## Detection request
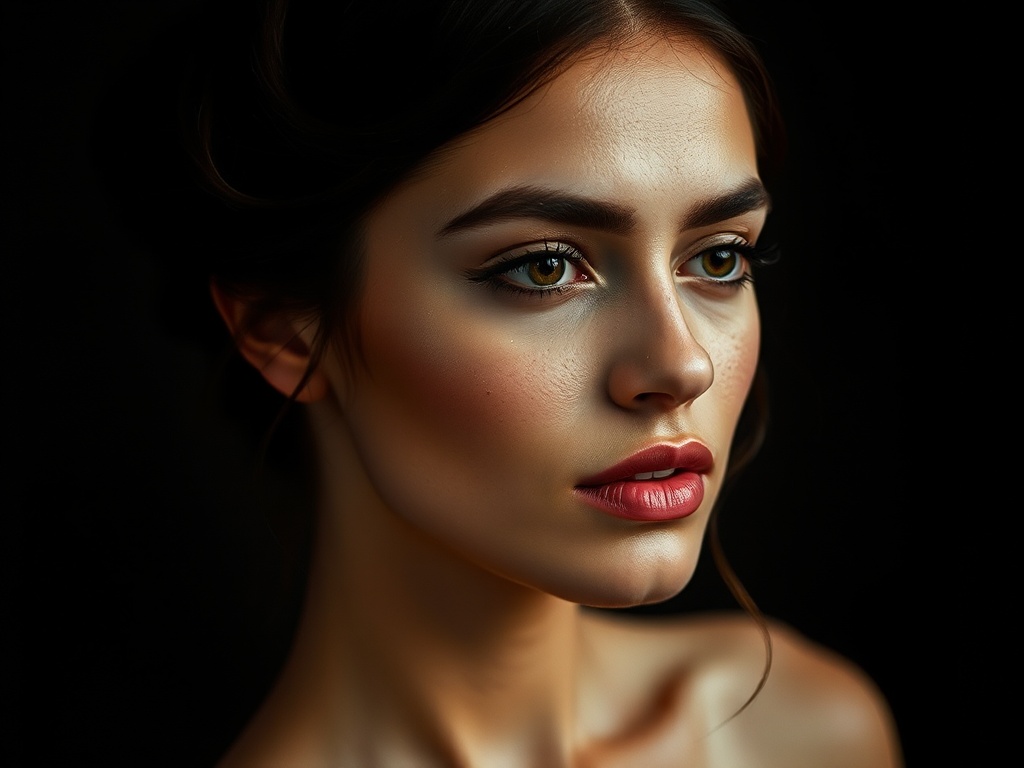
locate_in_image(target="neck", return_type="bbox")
[254,402,590,766]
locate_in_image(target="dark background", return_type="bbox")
[8,1,947,765]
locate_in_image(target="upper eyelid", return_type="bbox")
[493,240,582,260]
[476,233,767,274]
[464,240,588,282]
[478,241,589,273]
[680,237,755,263]
[697,239,780,268]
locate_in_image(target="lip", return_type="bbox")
[573,442,714,522]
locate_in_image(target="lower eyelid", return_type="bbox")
[483,277,582,300]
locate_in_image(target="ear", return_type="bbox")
[210,280,330,403]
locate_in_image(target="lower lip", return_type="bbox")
[573,472,706,522]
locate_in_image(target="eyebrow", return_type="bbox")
[682,177,771,230]
[438,185,636,236]
[437,178,770,237]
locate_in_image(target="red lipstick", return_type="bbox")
[574,442,713,522]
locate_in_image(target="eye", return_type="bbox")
[469,241,591,297]
[502,252,583,289]
[679,242,750,283]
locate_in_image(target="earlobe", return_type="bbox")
[209,280,330,403]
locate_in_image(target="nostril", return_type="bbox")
[632,390,683,409]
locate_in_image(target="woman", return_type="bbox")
[109,0,905,764]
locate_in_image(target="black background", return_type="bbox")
[8,1,949,765]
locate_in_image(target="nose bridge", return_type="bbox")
[606,271,714,411]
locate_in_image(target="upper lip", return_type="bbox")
[576,441,714,486]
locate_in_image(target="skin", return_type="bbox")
[214,33,903,768]
[333,33,763,610]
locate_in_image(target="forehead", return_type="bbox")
[565,34,747,148]
[381,34,758,228]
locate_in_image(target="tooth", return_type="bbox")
[633,471,654,480]
[652,469,674,478]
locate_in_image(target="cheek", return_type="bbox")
[352,290,589,464]
[707,309,760,425]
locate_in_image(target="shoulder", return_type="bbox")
[580,609,904,768]
[736,617,904,767]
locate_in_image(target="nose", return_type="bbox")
[606,285,714,412]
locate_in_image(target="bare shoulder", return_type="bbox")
[739,616,904,767]
[580,609,904,768]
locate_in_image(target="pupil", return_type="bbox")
[529,257,564,285]
[706,251,735,277]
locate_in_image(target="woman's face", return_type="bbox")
[324,35,767,607]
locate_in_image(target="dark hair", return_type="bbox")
[98,0,784,715]
[105,3,780,335]
[101,0,782,460]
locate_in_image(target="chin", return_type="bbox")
[571,580,692,610]
[532,543,702,610]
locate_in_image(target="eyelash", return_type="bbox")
[466,241,590,299]
[685,239,781,289]
[467,238,781,298]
